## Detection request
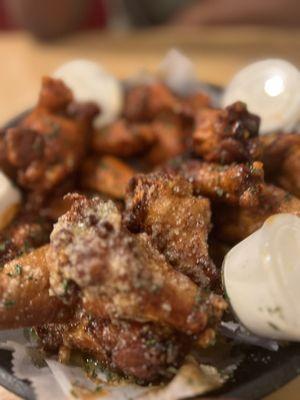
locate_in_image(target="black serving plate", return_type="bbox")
[1,86,300,400]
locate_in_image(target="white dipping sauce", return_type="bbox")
[222,59,300,134]
[0,171,21,230]
[223,214,300,341]
[54,60,123,129]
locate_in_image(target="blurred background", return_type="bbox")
[0,0,300,35]
[0,0,299,129]
[0,1,300,400]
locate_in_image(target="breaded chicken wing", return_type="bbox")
[80,156,135,199]
[92,119,156,157]
[0,246,73,329]
[193,102,261,164]
[0,210,52,268]
[176,159,264,207]
[125,172,217,286]
[37,309,188,383]
[48,195,225,335]
[2,77,98,195]
[213,184,300,243]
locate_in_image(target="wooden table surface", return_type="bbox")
[0,26,299,399]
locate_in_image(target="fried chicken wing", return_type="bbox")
[176,159,264,207]
[213,184,300,243]
[80,156,135,199]
[123,83,210,122]
[2,77,98,195]
[0,210,52,268]
[144,113,190,167]
[0,246,72,329]
[125,172,217,286]
[48,195,225,335]
[260,132,300,198]
[92,119,156,157]
[123,83,182,122]
[37,309,188,383]
[193,102,261,164]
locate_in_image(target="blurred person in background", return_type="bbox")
[0,0,298,40]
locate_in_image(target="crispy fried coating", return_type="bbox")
[0,210,52,268]
[260,132,300,198]
[213,184,300,244]
[193,102,261,164]
[2,77,98,194]
[123,83,182,122]
[125,172,217,286]
[123,83,210,122]
[177,159,264,207]
[144,113,190,167]
[36,309,188,383]
[92,119,156,157]
[0,246,73,329]
[80,156,135,199]
[48,195,226,335]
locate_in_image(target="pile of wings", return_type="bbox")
[0,77,299,383]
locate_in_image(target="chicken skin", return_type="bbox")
[125,172,217,287]
[193,102,261,164]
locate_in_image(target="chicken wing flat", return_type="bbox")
[176,159,264,207]
[213,184,300,244]
[92,119,156,157]
[48,195,226,335]
[260,132,300,198]
[0,246,73,329]
[193,102,261,164]
[80,156,135,199]
[125,172,217,287]
[2,77,98,195]
[36,309,188,383]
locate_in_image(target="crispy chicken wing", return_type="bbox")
[176,159,264,207]
[48,195,225,335]
[193,102,261,164]
[144,113,191,167]
[125,172,217,286]
[2,77,98,195]
[37,309,188,383]
[0,210,52,268]
[260,132,300,198]
[123,83,182,122]
[92,119,156,157]
[0,246,73,329]
[80,156,135,199]
[213,184,300,244]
